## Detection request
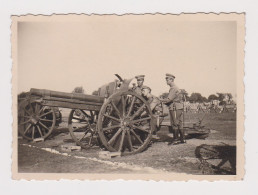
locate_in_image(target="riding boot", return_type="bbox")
[173,128,179,141]
[179,128,186,143]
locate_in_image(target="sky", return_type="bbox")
[17,15,237,98]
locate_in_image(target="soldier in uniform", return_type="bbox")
[161,73,186,144]
[134,75,145,95]
[141,85,161,138]
[141,86,161,113]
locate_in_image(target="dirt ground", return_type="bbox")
[18,110,236,175]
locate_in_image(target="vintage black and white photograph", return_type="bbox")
[12,14,245,180]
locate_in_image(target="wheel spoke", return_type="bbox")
[23,107,31,116]
[72,125,88,132]
[130,129,143,144]
[32,126,35,139]
[80,110,91,119]
[38,121,50,131]
[126,96,136,117]
[24,123,32,135]
[36,125,43,137]
[72,116,88,122]
[126,130,133,151]
[203,157,220,160]
[103,114,121,123]
[108,128,122,145]
[38,106,44,115]
[131,116,151,124]
[35,103,40,114]
[202,147,218,153]
[121,95,126,117]
[39,110,53,118]
[132,125,150,133]
[90,111,95,121]
[19,119,30,126]
[78,129,89,142]
[110,100,121,118]
[88,134,93,146]
[118,130,126,152]
[131,104,146,119]
[103,124,121,131]
[39,118,53,123]
[32,102,38,114]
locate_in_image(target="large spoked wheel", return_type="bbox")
[18,100,56,141]
[68,109,97,149]
[97,91,154,155]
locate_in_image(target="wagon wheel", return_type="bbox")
[195,144,236,174]
[18,100,56,141]
[68,109,97,149]
[97,91,154,155]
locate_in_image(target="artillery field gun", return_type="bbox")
[18,74,210,155]
[18,75,155,155]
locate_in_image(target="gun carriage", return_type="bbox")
[18,75,155,155]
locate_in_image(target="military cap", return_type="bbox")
[141,85,151,91]
[165,73,175,79]
[135,75,145,80]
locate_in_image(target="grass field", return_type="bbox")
[18,109,237,175]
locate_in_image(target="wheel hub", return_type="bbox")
[121,118,131,128]
[30,116,39,125]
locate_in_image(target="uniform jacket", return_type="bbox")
[164,83,184,110]
[147,94,161,112]
[134,86,143,95]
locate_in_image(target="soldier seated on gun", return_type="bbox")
[134,75,145,95]
[141,86,162,137]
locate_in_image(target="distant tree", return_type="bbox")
[226,93,234,104]
[72,86,85,94]
[208,94,218,102]
[189,93,204,103]
[216,92,233,101]
[202,97,208,102]
[216,93,225,102]
[216,92,234,105]
[92,90,98,96]
[228,93,233,99]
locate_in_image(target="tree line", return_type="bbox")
[72,86,234,104]
[160,89,233,103]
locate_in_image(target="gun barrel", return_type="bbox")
[30,88,104,104]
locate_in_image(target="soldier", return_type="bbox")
[141,86,161,113]
[161,73,186,144]
[134,75,145,95]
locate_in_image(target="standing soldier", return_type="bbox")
[161,73,186,144]
[134,75,145,95]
